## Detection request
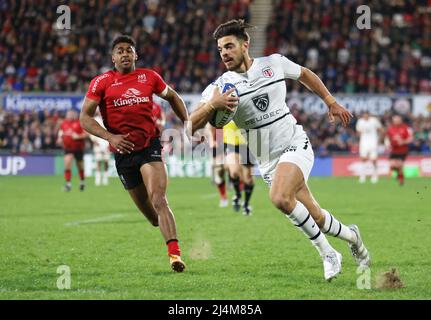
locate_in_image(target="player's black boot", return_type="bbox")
[232,195,241,212]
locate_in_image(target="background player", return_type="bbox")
[210,125,228,207]
[152,101,166,134]
[386,115,413,185]
[57,109,87,192]
[89,110,110,186]
[80,35,189,272]
[190,20,370,281]
[356,111,383,184]
[223,120,255,215]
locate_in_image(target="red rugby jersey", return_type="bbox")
[60,119,85,152]
[152,101,164,135]
[387,124,412,154]
[85,68,168,152]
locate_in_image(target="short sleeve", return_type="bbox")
[276,54,302,80]
[86,74,108,103]
[152,71,168,97]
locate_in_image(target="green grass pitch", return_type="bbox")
[1,175,430,299]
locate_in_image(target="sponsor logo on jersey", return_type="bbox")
[111,79,123,87]
[122,88,142,98]
[244,108,282,127]
[113,88,150,107]
[283,145,297,153]
[91,73,110,93]
[138,74,147,83]
[262,67,274,78]
[252,93,270,112]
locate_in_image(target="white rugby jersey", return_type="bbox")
[201,53,302,164]
[90,115,110,152]
[356,117,382,145]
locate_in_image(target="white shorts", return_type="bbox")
[359,142,378,160]
[259,125,314,187]
[94,150,110,162]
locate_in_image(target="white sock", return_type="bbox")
[95,171,101,186]
[360,162,366,180]
[372,164,378,179]
[102,171,109,185]
[321,209,356,243]
[286,201,334,256]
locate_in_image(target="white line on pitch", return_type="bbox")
[65,214,126,226]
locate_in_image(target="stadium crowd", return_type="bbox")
[0,0,251,93]
[1,106,430,156]
[266,0,431,94]
[1,1,430,94]
[0,0,430,156]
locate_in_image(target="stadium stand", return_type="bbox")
[0,0,251,93]
[265,0,431,94]
[0,0,430,156]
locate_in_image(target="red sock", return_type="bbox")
[398,168,404,184]
[217,182,227,199]
[239,181,244,192]
[64,170,71,182]
[79,169,85,181]
[167,239,181,256]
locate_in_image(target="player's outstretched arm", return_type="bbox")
[190,88,238,134]
[80,97,134,154]
[298,67,353,127]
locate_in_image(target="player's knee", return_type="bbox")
[230,170,241,179]
[150,192,169,212]
[150,218,159,227]
[270,193,295,214]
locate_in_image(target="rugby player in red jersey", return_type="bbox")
[79,35,189,272]
[152,101,166,133]
[386,115,413,185]
[57,109,87,192]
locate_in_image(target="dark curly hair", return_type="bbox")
[213,19,254,42]
[111,35,136,51]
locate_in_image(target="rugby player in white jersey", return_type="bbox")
[356,111,383,184]
[90,111,111,186]
[190,20,371,281]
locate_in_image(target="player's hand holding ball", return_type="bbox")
[209,87,239,112]
[208,85,239,128]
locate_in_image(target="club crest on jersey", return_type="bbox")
[252,93,270,112]
[137,74,147,83]
[262,67,274,78]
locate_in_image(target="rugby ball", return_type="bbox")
[209,83,239,128]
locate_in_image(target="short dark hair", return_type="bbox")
[111,35,136,51]
[213,19,254,42]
